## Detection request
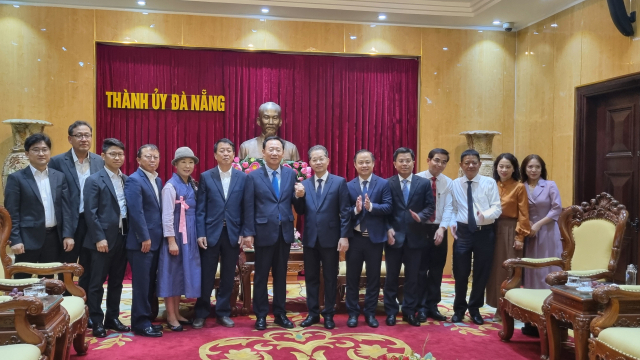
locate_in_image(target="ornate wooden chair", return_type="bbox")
[0,206,88,357]
[498,193,628,359]
[589,284,640,360]
[0,295,49,360]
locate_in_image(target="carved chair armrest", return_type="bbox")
[546,269,613,286]
[500,257,564,295]
[6,262,86,301]
[590,284,640,336]
[0,279,66,295]
[0,296,47,352]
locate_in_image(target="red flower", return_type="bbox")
[242,162,249,168]
[293,162,300,168]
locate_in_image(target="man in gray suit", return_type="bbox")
[4,133,76,279]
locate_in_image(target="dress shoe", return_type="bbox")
[151,324,164,332]
[347,316,358,328]
[104,318,131,332]
[417,311,427,323]
[134,327,163,337]
[469,312,484,325]
[87,318,93,329]
[385,315,396,326]
[521,323,540,337]
[178,319,193,325]
[216,316,235,328]
[274,314,294,329]
[323,315,335,330]
[92,324,107,338]
[166,322,183,332]
[402,314,421,327]
[428,309,448,322]
[300,315,320,328]
[450,312,464,323]
[365,315,379,328]
[192,318,205,329]
[255,317,267,330]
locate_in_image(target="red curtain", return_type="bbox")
[96,44,418,181]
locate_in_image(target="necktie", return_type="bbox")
[401,179,409,204]
[272,170,280,199]
[361,180,369,232]
[430,177,437,222]
[467,180,477,232]
[317,179,323,198]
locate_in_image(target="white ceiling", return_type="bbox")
[4,0,584,31]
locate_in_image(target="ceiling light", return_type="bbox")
[534,31,538,34]
[138,1,146,5]
[260,19,265,21]
[370,24,376,27]
[378,14,386,20]
[41,28,46,31]
[493,20,501,25]
[150,24,155,27]
[478,30,483,33]
[13,4,19,7]
[252,29,257,32]
[551,23,558,27]
[350,36,357,40]
[248,44,254,47]
[142,12,148,15]
[261,8,269,13]
[443,47,448,51]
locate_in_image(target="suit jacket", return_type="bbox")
[293,174,352,248]
[196,167,247,247]
[386,175,436,249]
[4,166,75,250]
[346,174,393,244]
[243,165,296,246]
[124,168,163,251]
[83,168,128,251]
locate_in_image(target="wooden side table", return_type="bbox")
[0,294,70,360]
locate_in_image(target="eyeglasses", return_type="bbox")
[142,155,160,161]
[310,157,327,164]
[71,133,92,140]
[29,148,50,154]
[106,152,125,159]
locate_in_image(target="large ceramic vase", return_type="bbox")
[2,119,52,188]
[458,130,501,177]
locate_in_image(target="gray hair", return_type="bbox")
[258,102,281,117]
[308,145,329,159]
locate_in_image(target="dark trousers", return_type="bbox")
[195,227,240,319]
[253,227,291,318]
[87,234,127,325]
[345,233,384,317]
[128,248,160,331]
[452,222,495,314]
[303,240,339,317]
[384,243,422,316]
[417,224,448,313]
[63,215,92,291]
[14,228,60,279]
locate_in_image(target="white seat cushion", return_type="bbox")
[0,344,42,360]
[0,278,41,287]
[598,328,640,359]
[504,289,551,315]
[61,296,85,324]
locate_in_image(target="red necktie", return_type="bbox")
[430,177,437,222]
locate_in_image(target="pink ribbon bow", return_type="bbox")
[176,196,189,244]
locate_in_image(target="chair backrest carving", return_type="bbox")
[0,206,12,277]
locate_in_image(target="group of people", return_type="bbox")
[4,119,562,339]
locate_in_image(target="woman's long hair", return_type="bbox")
[493,153,521,182]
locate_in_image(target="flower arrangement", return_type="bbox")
[232,157,312,181]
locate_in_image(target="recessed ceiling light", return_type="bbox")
[551,23,558,27]
[443,47,448,51]
[350,36,357,40]
[138,1,146,6]
[261,8,269,13]
[248,44,254,47]
[493,20,501,25]
[378,14,386,20]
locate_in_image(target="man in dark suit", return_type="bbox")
[83,138,130,338]
[4,133,76,279]
[345,149,392,328]
[49,120,104,297]
[384,147,435,327]
[243,136,299,331]
[194,138,246,329]
[293,145,351,330]
[125,144,164,337]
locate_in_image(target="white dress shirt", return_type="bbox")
[450,174,502,226]
[266,166,281,194]
[72,149,91,213]
[314,172,329,190]
[140,167,160,202]
[219,166,232,199]
[354,174,373,232]
[398,173,412,193]
[30,165,56,228]
[416,170,453,228]
[105,167,127,227]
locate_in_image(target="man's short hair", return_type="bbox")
[353,149,375,163]
[460,149,480,162]
[393,147,415,162]
[102,138,125,153]
[258,102,281,117]
[214,138,236,154]
[137,144,159,158]
[24,133,51,151]
[68,121,93,136]
[263,136,285,150]
[308,145,328,159]
[428,148,450,161]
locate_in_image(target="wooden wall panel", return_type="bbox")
[182,16,266,50]
[95,10,184,45]
[265,20,344,53]
[344,24,422,56]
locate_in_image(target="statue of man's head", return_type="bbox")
[256,102,282,138]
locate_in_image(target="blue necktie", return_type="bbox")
[316,179,323,199]
[272,170,280,199]
[467,180,477,232]
[401,179,409,204]
[361,180,369,232]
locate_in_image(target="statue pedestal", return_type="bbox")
[458,130,501,177]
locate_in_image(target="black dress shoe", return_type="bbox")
[134,327,163,337]
[521,323,540,337]
[178,319,193,325]
[417,311,427,323]
[323,315,335,330]
[104,318,131,332]
[274,314,294,329]
[469,312,484,325]
[347,316,358,328]
[92,324,107,338]
[151,324,164,331]
[87,318,94,329]
[300,315,320,327]
[166,323,183,332]
[402,314,421,327]
[428,309,447,322]
[450,312,464,323]
[255,317,267,330]
[192,318,205,329]
[365,315,379,328]
[385,315,396,326]
[216,316,235,328]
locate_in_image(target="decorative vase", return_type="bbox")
[2,119,52,188]
[458,130,501,177]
